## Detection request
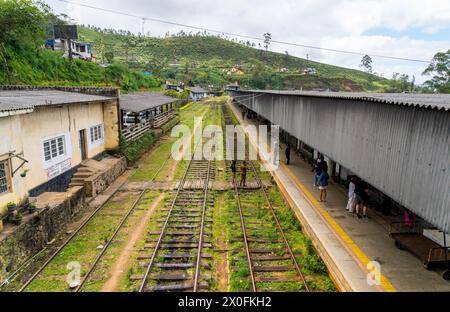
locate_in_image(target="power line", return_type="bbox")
[55,0,431,64]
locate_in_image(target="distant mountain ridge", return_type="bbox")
[79,26,394,92]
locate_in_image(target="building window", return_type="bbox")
[43,136,66,162]
[90,124,103,144]
[0,160,10,194]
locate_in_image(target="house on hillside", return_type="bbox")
[46,39,95,61]
[189,87,208,102]
[225,82,240,92]
[302,67,317,75]
[0,86,120,214]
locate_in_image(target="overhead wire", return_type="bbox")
[54,0,431,64]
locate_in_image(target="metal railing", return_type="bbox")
[121,110,176,142]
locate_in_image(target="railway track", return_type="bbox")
[137,143,215,292]
[222,103,310,292]
[18,154,170,292]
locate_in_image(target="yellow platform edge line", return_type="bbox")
[280,162,397,292]
[227,101,396,292]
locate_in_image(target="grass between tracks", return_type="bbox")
[21,102,205,292]
[79,191,163,292]
[21,99,334,292]
[25,191,141,292]
[222,102,335,292]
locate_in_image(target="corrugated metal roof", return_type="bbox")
[189,86,208,93]
[120,92,178,113]
[0,90,113,113]
[233,90,450,233]
[244,90,450,111]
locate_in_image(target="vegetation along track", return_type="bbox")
[18,155,171,292]
[6,99,332,292]
[222,103,311,291]
[137,139,215,292]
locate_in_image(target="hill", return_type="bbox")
[79,26,394,92]
[0,1,161,92]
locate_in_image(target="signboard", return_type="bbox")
[47,158,71,179]
[54,25,78,40]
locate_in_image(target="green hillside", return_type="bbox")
[0,1,161,91]
[1,1,402,92]
[80,26,394,92]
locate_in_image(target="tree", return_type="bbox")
[104,51,114,64]
[263,33,271,52]
[410,75,415,92]
[422,49,450,93]
[250,62,268,89]
[284,51,289,63]
[399,74,410,91]
[359,55,373,73]
[0,0,48,83]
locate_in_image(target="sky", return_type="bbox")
[41,0,450,84]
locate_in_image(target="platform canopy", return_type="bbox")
[232,90,450,233]
[120,92,178,113]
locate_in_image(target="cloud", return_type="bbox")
[42,0,450,83]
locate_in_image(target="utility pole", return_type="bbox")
[141,18,147,36]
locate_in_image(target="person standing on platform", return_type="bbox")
[404,208,415,228]
[346,177,357,213]
[312,159,323,186]
[355,179,369,219]
[242,108,246,120]
[318,170,329,202]
[240,161,247,187]
[320,155,328,174]
[285,144,291,165]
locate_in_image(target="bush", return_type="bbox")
[161,116,180,134]
[119,132,159,164]
[164,89,180,98]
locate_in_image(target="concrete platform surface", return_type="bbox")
[229,101,450,292]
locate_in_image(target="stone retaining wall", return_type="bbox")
[0,186,85,281]
[84,157,127,197]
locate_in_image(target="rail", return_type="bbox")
[19,155,170,292]
[74,156,169,292]
[138,141,213,292]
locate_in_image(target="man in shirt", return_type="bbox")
[285,144,291,165]
[240,161,247,187]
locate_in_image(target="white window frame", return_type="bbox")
[0,159,11,195]
[88,124,104,150]
[41,132,72,169]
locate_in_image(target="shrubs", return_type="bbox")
[163,89,179,98]
[161,116,180,134]
[28,203,37,214]
[163,89,190,100]
[0,47,163,90]
[119,132,158,164]
[7,202,17,213]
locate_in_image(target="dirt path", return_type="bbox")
[101,193,165,292]
[165,160,178,180]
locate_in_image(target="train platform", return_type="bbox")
[228,101,450,292]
